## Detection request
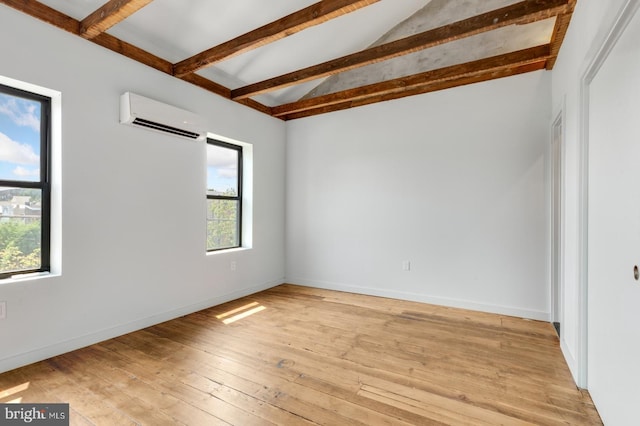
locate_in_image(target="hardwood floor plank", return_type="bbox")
[110,330,397,425]
[138,326,407,425]
[200,321,594,424]
[0,284,602,425]
[149,306,592,426]
[96,339,312,426]
[151,294,598,424]
[46,353,194,426]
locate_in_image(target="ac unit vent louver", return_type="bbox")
[131,118,202,140]
[120,92,206,141]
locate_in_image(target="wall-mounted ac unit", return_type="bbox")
[120,92,206,141]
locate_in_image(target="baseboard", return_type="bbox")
[0,278,283,374]
[287,278,550,321]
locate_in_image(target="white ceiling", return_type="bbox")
[305,18,556,99]
[27,0,571,115]
[38,0,429,104]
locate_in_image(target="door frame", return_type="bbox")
[577,0,640,388]
[550,110,564,334]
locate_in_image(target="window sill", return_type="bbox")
[0,271,58,284]
[206,247,251,256]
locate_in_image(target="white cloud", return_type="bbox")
[0,132,39,165]
[207,144,238,179]
[12,166,40,177]
[0,95,40,132]
[207,144,237,169]
[217,167,237,179]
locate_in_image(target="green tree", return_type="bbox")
[0,242,39,272]
[0,221,41,273]
[207,189,239,250]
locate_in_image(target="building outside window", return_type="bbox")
[206,139,242,251]
[0,83,51,278]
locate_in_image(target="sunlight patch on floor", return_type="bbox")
[0,382,29,403]
[216,301,266,324]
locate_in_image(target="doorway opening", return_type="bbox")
[551,111,563,338]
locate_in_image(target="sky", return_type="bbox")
[0,92,41,183]
[206,143,238,194]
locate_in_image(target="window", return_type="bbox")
[206,139,242,251]
[0,83,51,278]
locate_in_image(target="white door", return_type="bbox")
[588,6,640,425]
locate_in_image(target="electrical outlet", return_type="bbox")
[402,260,411,271]
[0,301,6,320]
[230,261,237,271]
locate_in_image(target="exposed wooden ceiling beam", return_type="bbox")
[277,46,551,120]
[91,32,173,74]
[0,0,575,121]
[0,0,170,72]
[231,0,570,101]
[0,0,80,33]
[177,73,231,98]
[282,62,547,120]
[80,0,154,39]
[173,0,379,78]
[0,0,272,117]
[546,0,577,69]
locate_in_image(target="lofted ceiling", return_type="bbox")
[1,0,576,120]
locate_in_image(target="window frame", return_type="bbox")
[0,83,51,279]
[206,138,243,252]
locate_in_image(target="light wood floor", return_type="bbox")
[0,284,602,425]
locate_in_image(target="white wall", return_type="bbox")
[0,5,286,372]
[551,0,628,383]
[286,71,551,320]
